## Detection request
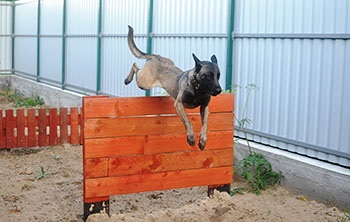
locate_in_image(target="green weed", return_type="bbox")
[230,187,246,196]
[1,89,45,107]
[239,152,283,195]
[338,210,349,222]
[36,166,50,180]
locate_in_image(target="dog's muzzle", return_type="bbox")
[211,87,222,96]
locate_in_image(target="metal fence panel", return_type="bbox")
[40,38,62,84]
[66,0,98,35]
[234,0,350,167]
[39,0,63,85]
[64,0,99,93]
[65,37,97,93]
[150,0,229,96]
[0,4,12,72]
[13,1,37,77]
[101,36,147,97]
[41,0,63,35]
[15,0,37,35]
[100,0,149,96]
[14,37,37,77]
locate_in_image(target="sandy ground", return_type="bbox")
[0,144,348,222]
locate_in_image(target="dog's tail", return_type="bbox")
[128,26,155,60]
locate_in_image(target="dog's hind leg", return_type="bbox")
[124,63,139,85]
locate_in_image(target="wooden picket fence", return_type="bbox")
[0,107,82,149]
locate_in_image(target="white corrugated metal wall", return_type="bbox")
[14,0,37,79]
[100,0,149,97]
[150,0,228,96]
[0,1,12,73]
[0,0,349,167]
[233,0,350,167]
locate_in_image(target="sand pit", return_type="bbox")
[0,145,347,222]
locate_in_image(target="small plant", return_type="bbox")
[2,89,45,107]
[239,152,283,195]
[230,186,246,196]
[36,166,50,180]
[338,210,349,222]
[232,83,284,195]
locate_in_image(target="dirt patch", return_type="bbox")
[0,145,347,222]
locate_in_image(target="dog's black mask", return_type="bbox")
[193,54,222,96]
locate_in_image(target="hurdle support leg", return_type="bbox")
[207,184,231,197]
[83,197,110,221]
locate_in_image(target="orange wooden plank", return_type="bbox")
[84,158,109,178]
[83,94,234,118]
[38,108,47,146]
[27,109,36,147]
[5,110,15,148]
[16,109,26,147]
[84,166,233,198]
[70,107,79,144]
[60,108,68,143]
[84,131,233,158]
[49,108,58,146]
[108,149,233,177]
[84,135,145,158]
[84,112,233,139]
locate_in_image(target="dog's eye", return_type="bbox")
[217,72,220,79]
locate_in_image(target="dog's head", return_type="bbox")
[192,53,222,96]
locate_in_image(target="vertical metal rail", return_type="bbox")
[145,0,154,96]
[225,0,235,91]
[11,1,15,74]
[96,0,103,94]
[36,0,41,82]
[61,0,67,90]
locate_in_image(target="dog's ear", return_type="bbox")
[211,55,218,64]
[192,53,202,73]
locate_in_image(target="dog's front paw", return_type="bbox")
[187,135,195,147]
[198,140,206,151]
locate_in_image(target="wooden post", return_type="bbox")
[207,184,231,197]
[83,197,109,221]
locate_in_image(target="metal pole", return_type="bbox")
[145,0,154,96]
[61,0,66,90]
[96,0,103,94]
[225,0,235,91]
[36,0,41,82]
[11,1,15,73]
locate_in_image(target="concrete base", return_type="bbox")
[0,75,84,107]
[234,140,350,210]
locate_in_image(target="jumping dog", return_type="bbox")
[124,26,222,150]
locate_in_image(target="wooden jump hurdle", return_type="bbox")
[82,94,234,220]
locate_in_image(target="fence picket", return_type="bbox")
[49,108,58,146]
[6,110,15,148]
[38,109,47,146]
[27,109,36,147]
[16,109,26,147]
[71,107,79,145]
[60,108,68,144]
[0,111,4,148]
